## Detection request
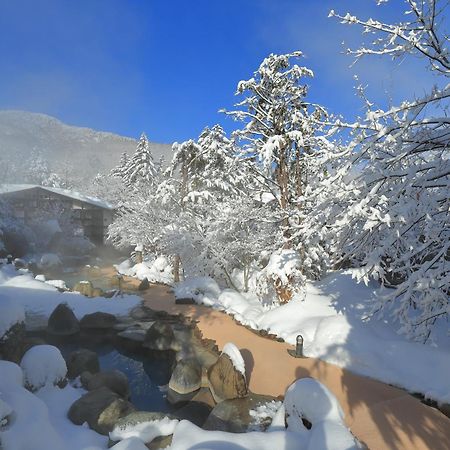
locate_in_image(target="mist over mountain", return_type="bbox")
[0,110,172,184]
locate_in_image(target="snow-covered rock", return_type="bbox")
[20,345,67,390]
[222,342,245,376]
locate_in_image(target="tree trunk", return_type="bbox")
[173,255,181,283]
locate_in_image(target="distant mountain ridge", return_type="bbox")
[0,110,172,183]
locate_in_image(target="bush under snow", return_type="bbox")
[20,345,67,390]
[174,276,221,306]
[115,255,173,284]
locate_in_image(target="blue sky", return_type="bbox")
[0,0,439,143]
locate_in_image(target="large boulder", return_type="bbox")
[66,349,100,379]
[80,312,117,330]
[203,393,280,432]
[83,370,130,399]
[143,321,177,351]
[47,303,80,336]
[207,353,248,403]
[73,281,95,297]
[68,387,135,435]
[169,359,202,395]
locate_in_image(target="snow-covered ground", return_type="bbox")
[175,270,450,405]
[0,264,141,328]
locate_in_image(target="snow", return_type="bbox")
[115,256,173,284]
[45,279,68,290]
[36,384,106,450]
[170,420,307,450]
[20,345,67,390]
[0,184,114,210]
[0,266,141,326]
[0,397,12,425]
[0,360,24,387]
[222,342,246,376]
[187,269,450,404]
[0,359,106,450]
[248,400,283,431]
[0,296,25,339]
[173,276,221,306]
[110,437,149,450]
[109,416,179,443]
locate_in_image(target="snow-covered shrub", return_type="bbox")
[20,345,67,391]
[256,249,304,304]
[116,255,173,284]
[0,298,25,339]
[173,277,221,306]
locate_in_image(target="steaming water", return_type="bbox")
[57,342,176,412]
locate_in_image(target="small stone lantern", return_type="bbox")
[287,334,306,358]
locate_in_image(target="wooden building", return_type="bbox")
[0,184,114,245]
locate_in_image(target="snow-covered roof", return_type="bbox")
[0,184,114,210]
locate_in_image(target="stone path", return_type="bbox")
[139,283,450,450]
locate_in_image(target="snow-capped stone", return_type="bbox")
[222,343,245,376]
[207,351,248,403]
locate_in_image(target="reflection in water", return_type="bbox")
[58,342,176,413]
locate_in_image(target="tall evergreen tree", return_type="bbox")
[122,133,157,187]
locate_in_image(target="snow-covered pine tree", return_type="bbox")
[224,52,333,300]
[122,133,157,187]
[319,0,450,341]
[110,151,130,181]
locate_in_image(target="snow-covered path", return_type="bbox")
[141,283,450,450]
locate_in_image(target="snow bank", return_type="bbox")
[0,362,67,450]
[21,345,67,390]
[178,269,450,404]
[222,342,246,376]
[0,360,24,387]
[0,296,25,339]
[0,266,141,323]
[173,276,221,306]
[45,279,68,290]
[283,378,360,450]
[0,397,12,425]
[109,416,179,443]
[116,256,173,284]
[170,420,307,450]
